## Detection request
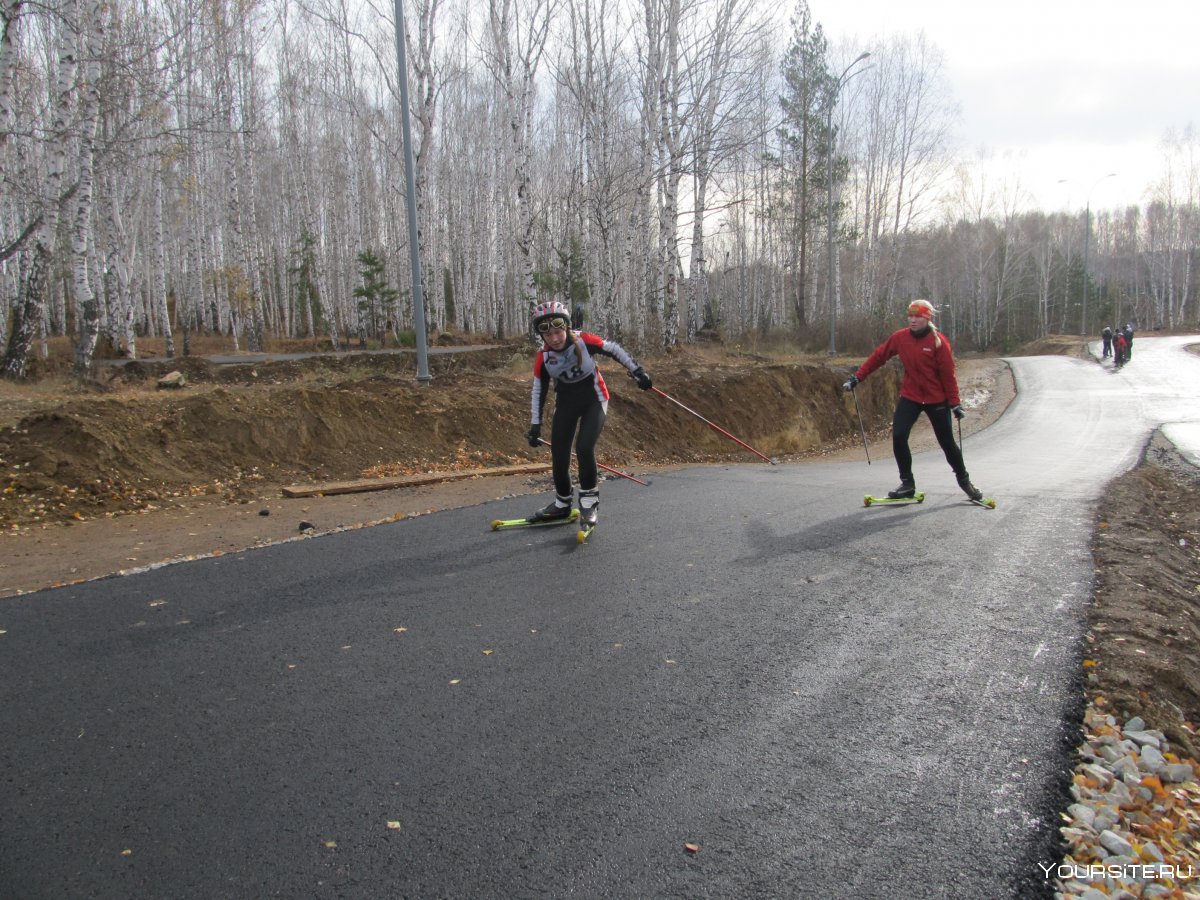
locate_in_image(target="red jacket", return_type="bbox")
[855,326,961,407]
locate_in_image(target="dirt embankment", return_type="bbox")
[0,349,911,529]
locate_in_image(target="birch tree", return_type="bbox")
[682,0,771,341]
[849,33,955,315]
[641,0,686,347]
[4,0,81,378]
[484,0,557,317]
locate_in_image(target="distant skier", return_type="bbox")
[1123,323,1134,360]
[525,299,652,531]
[1101,325,1113,358]
[1113,330,1127,367]
[842,299,985,502]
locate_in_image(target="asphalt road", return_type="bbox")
[3,336,1198,899]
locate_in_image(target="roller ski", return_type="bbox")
[491,496,579,531]
[958,477,996,509]
[863,492,925,507]
[575,489,599,544]
[864,480,923,507]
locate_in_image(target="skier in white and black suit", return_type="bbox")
[524,300,652,530]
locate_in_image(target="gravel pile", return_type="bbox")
[1055,705,1200,899]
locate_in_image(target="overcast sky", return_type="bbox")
[806,0,1198,212]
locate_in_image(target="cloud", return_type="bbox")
[954,61,1197,146]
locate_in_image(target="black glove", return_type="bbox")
[632,366,652,390]
[526,424,541,447]
[952,405,965,420]
[843,375,859,392]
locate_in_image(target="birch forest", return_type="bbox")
[1,0,1197,378]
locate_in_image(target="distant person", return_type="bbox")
[842,299,985,502]
[525,299,652,530]
[1113,331,1127,367]
[1101,325,1113,358]
[1123,324,1134,360]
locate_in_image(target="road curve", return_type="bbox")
[2,336,1197,899]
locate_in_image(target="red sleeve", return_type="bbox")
[856,331,902,381]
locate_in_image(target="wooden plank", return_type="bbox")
[281,463,552,498]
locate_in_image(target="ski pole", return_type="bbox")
[650,386,778,464]
[851,388,871,464]
[538,438,649,486]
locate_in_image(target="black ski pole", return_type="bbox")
[852,388,871,464]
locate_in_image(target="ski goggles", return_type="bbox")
[536,316,570,333]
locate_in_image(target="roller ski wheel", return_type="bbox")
[968,496,997,509]
[863,491,925,506]
[491,508,580,530]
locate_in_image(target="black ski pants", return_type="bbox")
[549,387,606,497]
[892,396,968,484]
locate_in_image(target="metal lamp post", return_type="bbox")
[1080,172,1117,336]
[827,51,871,356]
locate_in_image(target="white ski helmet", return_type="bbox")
[531,299,571,331]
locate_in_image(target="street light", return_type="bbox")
[1080,172,1117,336]
[827,51,871,356]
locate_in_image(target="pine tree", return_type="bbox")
[775,1,831,328]
[354,249,400,346]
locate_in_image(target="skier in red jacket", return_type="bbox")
[843,299,984,501]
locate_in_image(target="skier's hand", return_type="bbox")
[527,424,541,447]
[952,405,966,420]
[632,367,652,390]
[843,375,859,392]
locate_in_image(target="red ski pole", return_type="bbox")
[538,438,649,486]
[650,387,778,464]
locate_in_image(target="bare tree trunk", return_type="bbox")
[486,0,555,311]
[3,244,49,379]
[71,0,105,377]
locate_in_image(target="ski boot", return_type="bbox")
[578,489,599,528]
[957,476,983,502]
[530,493,574,523]
[887,479,916,500]
[577,489,599,543]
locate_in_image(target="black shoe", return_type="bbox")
[530,496,573,522]
[579,489,599,527]
[887,480,916,499]
[957,477,983,502]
